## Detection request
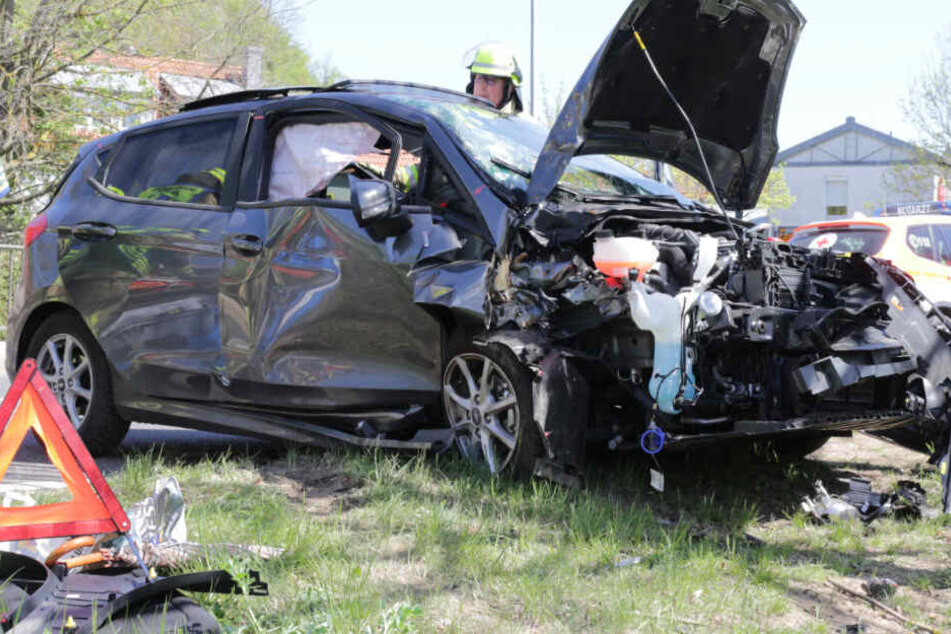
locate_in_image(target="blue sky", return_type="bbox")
[292,0,951,150]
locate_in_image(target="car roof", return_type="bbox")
[181,80,491,112]
[88,81,494,142]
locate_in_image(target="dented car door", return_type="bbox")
[215,103,443,413]
[64,115,246,404]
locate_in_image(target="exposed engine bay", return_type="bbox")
[484,202,951,474]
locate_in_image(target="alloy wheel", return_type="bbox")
[35,333,93,430]
[443,352,521,474]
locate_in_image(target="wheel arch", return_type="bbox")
[417,304,484,361]
[16,302,84,366]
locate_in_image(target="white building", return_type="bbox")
[774,116,934,232]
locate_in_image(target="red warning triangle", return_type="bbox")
[0,359,130,541]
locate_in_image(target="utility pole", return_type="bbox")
[530,0,535,116]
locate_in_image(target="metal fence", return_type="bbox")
[0,245,23,340]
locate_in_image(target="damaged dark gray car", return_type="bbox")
[8,0,951,484]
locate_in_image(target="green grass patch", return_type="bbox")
[65,444,947,633]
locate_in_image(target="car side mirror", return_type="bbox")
[348,176,412,239]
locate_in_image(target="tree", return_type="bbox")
[537,77,566,127]
[755,164,796,223]
[0,0,330,233]
[613,155,795,222]
[122,0,335,87]
[0,1,160,220]
[888,24,951,199]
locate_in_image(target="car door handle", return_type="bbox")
[71,222,117,241]
[230,234,264,256]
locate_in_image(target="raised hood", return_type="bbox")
[526,0,804,210]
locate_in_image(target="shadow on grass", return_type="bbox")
[116,437,289,466]
[589,445,951,589]
[344,440,950,594]
[113,430,950,628]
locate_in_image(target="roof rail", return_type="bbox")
[179,83,350,112]
[180,80,490,113]
[339,80,487,103]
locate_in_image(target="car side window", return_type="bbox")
[906,224,934,261]
[102,118,237,206]
[933,224,951,266]
[267,120,422,202]
[93,149,112,182]
[422,159,491,258]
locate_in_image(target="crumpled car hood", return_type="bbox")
[526,0,805,210]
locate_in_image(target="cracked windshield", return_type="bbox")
[385,93,651,198]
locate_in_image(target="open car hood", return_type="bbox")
[526,0,804,210]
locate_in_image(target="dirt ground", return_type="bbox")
[257,432,950,633]
[755,433,950,633]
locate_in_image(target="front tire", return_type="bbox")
[26,313,129,456]
[442,342,541,476]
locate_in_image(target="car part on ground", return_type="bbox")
[800,478,939,523]
[106,475,285,569]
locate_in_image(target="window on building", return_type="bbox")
[826,178,848,216]
[102,117,237,205]
[906,224,935,261]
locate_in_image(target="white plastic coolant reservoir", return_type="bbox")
[628,284,699,415]
[592,236,659,281]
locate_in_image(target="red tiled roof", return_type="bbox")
[85,50,243,87]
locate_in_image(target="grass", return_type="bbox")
[85,440,949,633]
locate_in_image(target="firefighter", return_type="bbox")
[464,42,524,114]
[138,167,226,205]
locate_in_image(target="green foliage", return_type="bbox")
[756,164,796,222]
[121,0,338,87]
[0,0,337,234]
[888,24,951,199]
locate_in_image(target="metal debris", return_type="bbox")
[800,480,861,522]
[103,477,285,569]
[801,478,938,524]
[614,555,643,568]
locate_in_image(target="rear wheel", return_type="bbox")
[26,313,129,456]
[442,343,541,476]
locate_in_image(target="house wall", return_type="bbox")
[786,130,919,166]
[775,122,932,230]
[779,164,930,229]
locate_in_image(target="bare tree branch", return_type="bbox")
[889,24,951,198]
[0,0,321,230]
